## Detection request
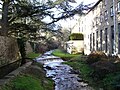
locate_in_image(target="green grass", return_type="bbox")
[13,75,43,90]
[62,53,120,89]
[101,72,120,90]
[63,57,105,90]
[53,49,91,80]
[63,60,93,81]
[2,75,54,90]
[26,52,41,59]
[1,62,54,90]
[52,49,80,60]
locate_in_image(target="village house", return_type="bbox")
[82,0,120,56]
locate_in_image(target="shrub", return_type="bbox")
[102,72,120,90]
[90,61,116,80]
[69,33,84,40]
[86,51,107,65]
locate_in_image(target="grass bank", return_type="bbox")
[26,52,41,59]
[52,49,91,79]
[52,49,120,90]
[52,49,80,60]
[0,52,54,90]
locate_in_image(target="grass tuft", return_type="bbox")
[52,49,80,60]
[26,52,41,59]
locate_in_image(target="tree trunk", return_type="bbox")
[17,38,26,66]
[1,0,9,36]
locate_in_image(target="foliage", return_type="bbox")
[1,0,92,64]
[63,56,94,87]
[86,51,107,65]
[102,72,120,90]
[1,62,54,90]
[85,51,118,81]
[69,33,84,40]
[52,49,80,60]
[63,51,120,89]
[1,0,93,38]
[91,60,116,80]
[26,52,40,59]
[70,55,87,61]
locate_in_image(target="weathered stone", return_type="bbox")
[25,41,33,54]
[0,36,20,67]
[0,62,32,86]
[45,66,54,70]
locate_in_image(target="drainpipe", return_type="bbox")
[113,0,117,55]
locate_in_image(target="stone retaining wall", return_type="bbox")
[0,36,20,78]
[0,36,20,67]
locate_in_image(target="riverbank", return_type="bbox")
[36,50,93,90]
[0,52,54,90]
[52,49,120,90]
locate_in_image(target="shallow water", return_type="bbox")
[36,51,93,90]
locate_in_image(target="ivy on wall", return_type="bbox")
[69,33,84,40]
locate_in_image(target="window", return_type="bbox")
[118,23,120,53]
[0,1,3,20]
[105,10,108,20]
[92,21,95,27]
[100,30,102,51]
[104,0,107,6]
[90,34,92,51]
[118,32,120,54]
[93,33,95,51]
[111,25,114,54]
[96,31,98,50]
[118,1,120,12]
[100,14,103,22]
[110,6,114,16]
[96,17,99,25]
[105,28,108,52]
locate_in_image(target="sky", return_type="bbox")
[79,0,98,4]
[60,0,99,29]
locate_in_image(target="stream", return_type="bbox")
[35,51,94,90]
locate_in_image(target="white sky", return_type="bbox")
[75,0,98,5]
[60,0,99,29]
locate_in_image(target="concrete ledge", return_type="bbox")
[0,62,32,86]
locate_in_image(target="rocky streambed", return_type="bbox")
[36,51,94,90]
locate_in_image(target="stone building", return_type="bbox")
[83,0,120,56]
[66,16,84,54]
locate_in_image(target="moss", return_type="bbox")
[26,52,41,59]
[69,33,84,40]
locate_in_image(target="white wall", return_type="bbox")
[82,13,93,55]
[66,40,84,54]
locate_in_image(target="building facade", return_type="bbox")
[66,15,84,54]
[83,0,120,56]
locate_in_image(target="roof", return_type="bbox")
[87,0,102,14]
